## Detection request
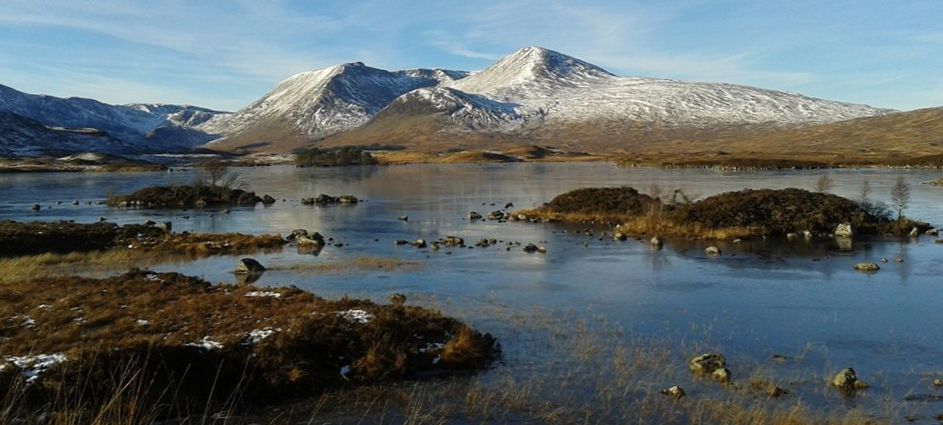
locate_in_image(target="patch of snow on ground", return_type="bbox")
[337,309,374,324]
[185,336,223,351]
[244,327,280,345]
[245,291,282,298]
[4,353,67,383]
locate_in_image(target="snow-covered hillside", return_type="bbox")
[432,46,888,128]
[0,84,227,157]
[1,46,892,157]
[200,63,469,144]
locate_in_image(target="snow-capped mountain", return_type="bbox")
[430,46,889,128]
[204,46,889,153]
[200,63,469,150]
[0,46,894,157]
[0,110,130,157]
[0,84,228,157]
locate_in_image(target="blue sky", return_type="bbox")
[0,0,940,111]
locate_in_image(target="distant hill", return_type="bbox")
[0,84,227,157]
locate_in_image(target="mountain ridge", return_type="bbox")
[201,46,891,154]
[0,46,921,160]
[0,84,229,156]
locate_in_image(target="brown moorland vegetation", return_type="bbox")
[106,185,270,208]
[0,270,499,421]
[0,221,285,258]
[0,221,286,282]
[516,187,930,239]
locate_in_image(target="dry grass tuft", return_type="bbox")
[274,257,422,274]
[0,222,286,282]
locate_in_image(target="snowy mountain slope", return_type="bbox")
[380,87,523,130]
[2,46,895,157]
[199,63,469,150]
[444,46,615,98]
[0,84,227,156]
[210,46,889,153]
[0,110,130,157]
[435,46,888,128]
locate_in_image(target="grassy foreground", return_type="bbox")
[0,270,498,423]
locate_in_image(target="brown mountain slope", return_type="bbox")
[315,106,943,166]
[209,105,943,167]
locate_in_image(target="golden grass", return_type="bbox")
[374,149,612,165]
[515,208,758,240]
[375,151,441,165]
[272,257,422,274]
[0,232,286,283]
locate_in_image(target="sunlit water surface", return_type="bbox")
[2,163,942,421]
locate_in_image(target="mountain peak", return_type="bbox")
[446,46,614,97]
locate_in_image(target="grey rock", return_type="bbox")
[235,258,266,274]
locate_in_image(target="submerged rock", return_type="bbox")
[487,210,507,221]
[235,258,266,274]
[467,211,483,221]
[712,367,732,384]
[835,223,854,238]
[297,234,325,246]
[440,236,465,247]
[523,243,542,254]
[660,385,686,399]
[689,352,726,375]
[831,368,865,392]
[854,262,880,273]
[303,194,359,205]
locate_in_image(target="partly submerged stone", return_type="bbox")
[831,367,867,392]
[835,223,854,238]
[660,385,686,399]
[712,367,732,384]
[854,263,880,273]
[235,258,266,274]
[689,352,726,375]
[650,236,663,248]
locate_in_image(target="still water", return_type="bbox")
[2,163,942,419]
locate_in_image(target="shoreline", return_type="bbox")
[5,150,943,173]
